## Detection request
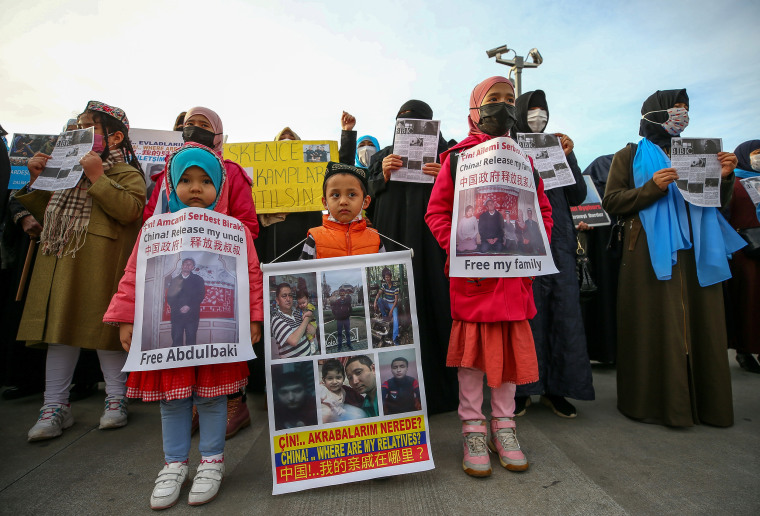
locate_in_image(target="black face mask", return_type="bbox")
[182,125,216,148]
[477,102,516,136]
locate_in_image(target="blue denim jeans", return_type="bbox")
[336,318,352,351]
[377,298,399,341]
[160,394,226,463]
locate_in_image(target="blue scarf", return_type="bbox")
[633,138,745,287]
[734,168,760,179]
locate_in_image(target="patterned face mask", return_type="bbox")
[751,154,760,172]
[642,107,690,136]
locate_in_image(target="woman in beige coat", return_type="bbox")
[16,101,145,441]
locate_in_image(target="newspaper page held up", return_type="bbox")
[516,133,575,191]
[391,118,441,184]
[670,137,723,208]
[449,137,557,278]
[31,128,94,191]
[740,177,760,208]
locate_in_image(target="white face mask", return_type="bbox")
[357,146,376,167]
[751,154,760,172]
[526,109,548,133]
[642,107,689,136]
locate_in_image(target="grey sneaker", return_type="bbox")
[150,462,188,510]
[461,420,492,477]
[99,395,128,429]
[27,403,74,442]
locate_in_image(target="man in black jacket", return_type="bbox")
[167,258,206,347]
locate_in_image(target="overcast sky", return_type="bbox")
[2,0,758,169]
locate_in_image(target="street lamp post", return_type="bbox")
[486,45,543,97]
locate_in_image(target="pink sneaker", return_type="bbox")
[461,420,492,477]
[488,417,528,471]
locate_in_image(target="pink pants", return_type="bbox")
[458,367,516,421]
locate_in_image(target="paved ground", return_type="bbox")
[1,351,758,515]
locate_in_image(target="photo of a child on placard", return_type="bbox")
[268,273,319,359]
[141,251,238,351]
[366,264,414,347]
[379,349,421,415]
[317,358,366,424]
[321,269,368,353]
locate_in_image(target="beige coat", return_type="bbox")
[15,163,145,350]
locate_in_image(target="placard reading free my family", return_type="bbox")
[449,137,557,278]
[261,251,434,494]
[123,208,255,371]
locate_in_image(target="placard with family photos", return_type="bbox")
[261,250,434,494]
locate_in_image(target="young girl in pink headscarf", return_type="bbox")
[425,76,553,477]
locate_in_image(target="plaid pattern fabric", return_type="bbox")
[85,100,129,129]
[126,362,249,402]
[40,149,124,258]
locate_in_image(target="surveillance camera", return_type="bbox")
[486,45,509,58]
[528,48,543,65]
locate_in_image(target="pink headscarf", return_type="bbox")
[467,76,514,136]
[185,106,224,154]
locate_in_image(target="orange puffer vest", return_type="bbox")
[308,215,381,258]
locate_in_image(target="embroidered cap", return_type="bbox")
[84,100,130,129]
[323,161,368,193]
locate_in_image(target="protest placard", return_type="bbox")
[262,251,434,494]
[7,133,58,188]
[671,137,723,208]
[129,128,185,183]
[123,207,255,372]
[448,137,557,278]
[740,177,760,207]
[224,140,339,214]
[570,175,611,227]
[517,133,575,191]
[28,128,94,191]
[391,118,441,183]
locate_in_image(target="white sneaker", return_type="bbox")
[27,403,74,442]
[150,462,188,510]
[99,395,128,429]
[188,460,224,506]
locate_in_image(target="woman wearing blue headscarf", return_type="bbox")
[724,140,760,373]
[602,89,744,427]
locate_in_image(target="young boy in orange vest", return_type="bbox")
[300,162,384,259]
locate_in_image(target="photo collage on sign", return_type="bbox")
[267,263,420,431]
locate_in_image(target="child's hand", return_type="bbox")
[250,322,262,344]
[80,151,105,183]
[27,152,52,184]
[119,323,134,352]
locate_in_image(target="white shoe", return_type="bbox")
[27,403,74,442]
[150,462,188,510]
[188,461,224,506]
[99,395,128,429]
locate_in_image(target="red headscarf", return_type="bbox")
[467,76,514,136]
[185,106,224,155]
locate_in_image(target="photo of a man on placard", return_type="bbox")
[167,257,206,347]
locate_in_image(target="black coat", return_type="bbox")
[367,134,459,414]
[514,90,594,400]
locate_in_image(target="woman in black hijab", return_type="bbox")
[367,100,458,414]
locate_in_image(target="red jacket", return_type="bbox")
[425,134,553,323]
[144,159,259,239]
[308,215,381,258]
